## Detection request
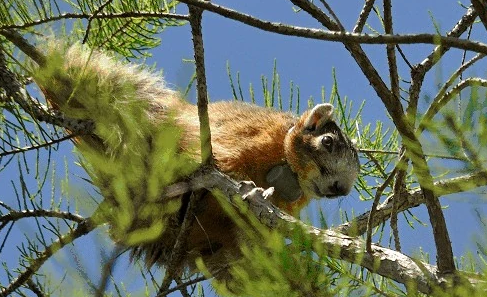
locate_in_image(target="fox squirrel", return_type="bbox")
[30,42,360,282]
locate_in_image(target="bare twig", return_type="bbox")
[366,168,396,253]
[353,0,376,33]
[189,4,213,166]
[359,148,471,161]
[395,45,413,70]
[407,6,477,121]
[363,151,387,178]
[383,0,403,254]
[157,275,207,296]
[384,0,399,102]
[391,156,407,252]
[0,134,77,157]
[0,209,85,227]
[318,0,344,31]
[82,0,115,44]
[157,191,202,296]
[174,277,191,297]
[416,52,486,133]
[94,245,124,297]
[418,78,487,132]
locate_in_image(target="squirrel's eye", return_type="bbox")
[321,135,333,152]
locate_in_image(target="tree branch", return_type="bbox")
[175,0,487,54]
[156,191,203,296]
[471,0,487,32]
[0,38,95,134]
[0,217,99,297]
[353,0,376,33]
[0,134,77,157]
[336,170,487,236]
[0,209,85,227]
[189,4,213,166]
[407,6,477,121]
[157,167,485,295]
[418,78,487,133]
[82,0,115,44]
[0,12,189,31]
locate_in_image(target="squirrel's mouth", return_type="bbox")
[312,181,344,199]
[312,181,327,197]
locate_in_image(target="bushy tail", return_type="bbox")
[30,41,200,251]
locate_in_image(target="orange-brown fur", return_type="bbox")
[32,42,359,284]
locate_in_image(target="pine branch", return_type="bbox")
[0,12,189,30]
[0,134,77,157]
[0,217,99,297]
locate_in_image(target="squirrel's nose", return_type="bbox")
[329,181,347,196]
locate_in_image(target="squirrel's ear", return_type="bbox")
[302,103,334,131]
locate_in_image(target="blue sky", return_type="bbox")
[2,1,487,296]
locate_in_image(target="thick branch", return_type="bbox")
[161,167,484,294]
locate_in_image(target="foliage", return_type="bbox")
[1,0,487,297]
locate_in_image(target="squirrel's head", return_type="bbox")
[284,103,360,201]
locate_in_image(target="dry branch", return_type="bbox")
[407,6,477,120]
[157,167,485,294]
[353,0,376,33]
[287,0,454,274]
[0,209,85,226]
[176,0,487,54]
[336,170,487,236]
[471,0,487,32]
[189,5,213,166]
